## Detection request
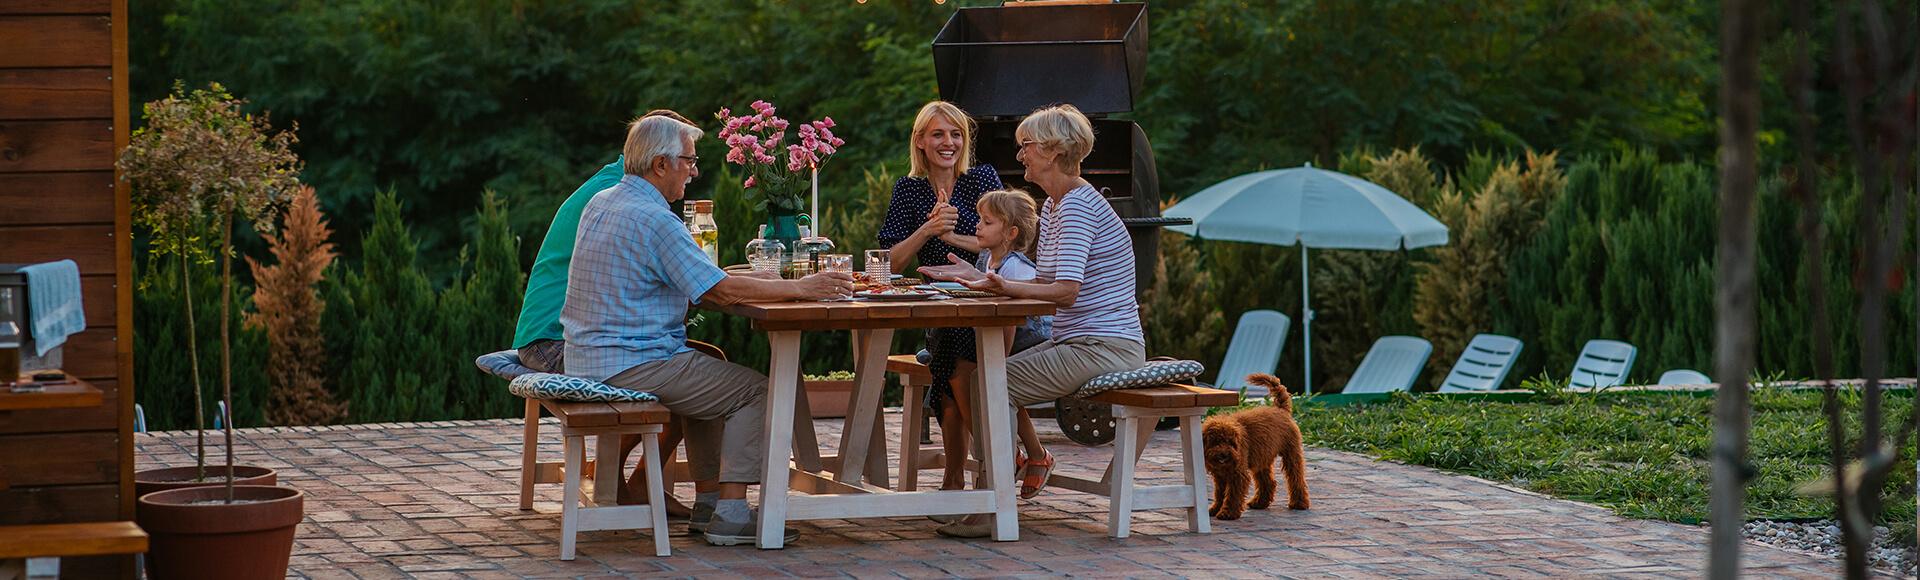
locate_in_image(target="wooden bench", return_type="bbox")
[0,521,147,579]
[887,355,1236,537]
[519,398,674,559]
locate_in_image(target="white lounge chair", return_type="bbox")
[1437,334,1525,392]
[1209,310,1290,398]
[1569,340,1638,389]
[1658,369,1711,385]
[1340,336,1434,394]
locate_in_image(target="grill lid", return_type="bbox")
[932,2,1149,117]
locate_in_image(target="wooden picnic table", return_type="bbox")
[697,295,1054,549]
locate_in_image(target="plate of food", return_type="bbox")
[855,287,942,301]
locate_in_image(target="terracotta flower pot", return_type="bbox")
[135,465,277,499]
[806,379,856,418]
[137,485,304,580]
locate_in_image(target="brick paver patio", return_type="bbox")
[136,410,1885,579]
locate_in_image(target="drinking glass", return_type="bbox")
[823,254,854,274]
[864,249,891,282]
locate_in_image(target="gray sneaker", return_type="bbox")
[688,501,714,534]
[703,512,800,546]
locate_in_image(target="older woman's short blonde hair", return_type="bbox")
[622,114,704,177]
[908,101,975,177]
[1015,104,1096,175]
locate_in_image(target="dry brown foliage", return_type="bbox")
[247,185,346,425]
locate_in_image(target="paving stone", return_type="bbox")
[131,413,1896,579]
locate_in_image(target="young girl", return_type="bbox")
[928,189,1053,529]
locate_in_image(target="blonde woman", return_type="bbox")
[877,101,1007,494]
[919,104,1145,538]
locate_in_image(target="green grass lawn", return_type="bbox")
[1289,386,1917,540]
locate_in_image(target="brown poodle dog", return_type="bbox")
[1201,373,1309,519]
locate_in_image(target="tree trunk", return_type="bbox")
[181,255,206,481]
[1708,0,1762,576]
[221,209,235,504]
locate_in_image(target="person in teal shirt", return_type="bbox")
[513,110,694,372]
[511,155,626,371]
[511,110,696,512]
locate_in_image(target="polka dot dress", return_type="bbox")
[877,164,1003,412]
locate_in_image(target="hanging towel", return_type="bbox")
[18,260,84,356]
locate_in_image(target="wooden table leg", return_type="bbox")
[759,330,803,549]
[792,369,823,474]
[836,329,894,485]
[593,433,622,506]
[973,326,1018,541]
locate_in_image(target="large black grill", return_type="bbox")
[934,1,1187,299]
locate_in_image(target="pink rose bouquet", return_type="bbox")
[715,100,846,214]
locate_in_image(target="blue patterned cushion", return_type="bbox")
[1072,360,1206,399]
[508,373,658,403]
[475,350,535,380]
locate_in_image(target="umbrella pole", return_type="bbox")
[1301,245,1312,394]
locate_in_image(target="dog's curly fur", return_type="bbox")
[1202,373,1309,519]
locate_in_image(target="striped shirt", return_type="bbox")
[561,175,727,382]
[1036,184,1142,343]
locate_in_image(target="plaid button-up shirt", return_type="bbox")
[561,175,726,382]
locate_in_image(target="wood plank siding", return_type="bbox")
[0,0,134,577]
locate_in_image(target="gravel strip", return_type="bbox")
[1744,519,1916,577]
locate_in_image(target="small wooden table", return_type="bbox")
[698,296,1054,548]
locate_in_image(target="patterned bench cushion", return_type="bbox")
[507,373,659,403]
[1072,360,1206,399]
[474,350,535,380]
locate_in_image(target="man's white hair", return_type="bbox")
[623,115,704,176]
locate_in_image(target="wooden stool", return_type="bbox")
[887,354,1233,537]
[519,398,674,558]
[0,521,147,579]
[1052,384,1237,538]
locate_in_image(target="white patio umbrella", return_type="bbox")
[1165,163,1449,393]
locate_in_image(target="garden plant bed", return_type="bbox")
[1288,385,1917,575]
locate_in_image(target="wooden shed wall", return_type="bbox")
[0,0,134,577]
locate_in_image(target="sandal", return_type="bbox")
[1018,449,1054,500]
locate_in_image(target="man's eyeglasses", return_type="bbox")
[677,155,700,167]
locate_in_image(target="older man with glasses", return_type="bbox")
[562,114,854,546]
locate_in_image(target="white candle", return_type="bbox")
[810,163,819,237]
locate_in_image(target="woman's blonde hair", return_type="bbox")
[1015,104,1095,175]
[977,189,1039,255]
[908,101,974,177]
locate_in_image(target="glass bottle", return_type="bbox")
[691,200,720,265]
[683,201,697,232]
[0,288,19,384]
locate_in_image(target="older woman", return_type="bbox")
[920,104,1145,537]
[877,101,1005,493]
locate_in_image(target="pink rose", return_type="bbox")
[726,150,747,164]
[715,107,730,119]
[819,116,836,128]
[744,176,756,188]
[830,137,846,147]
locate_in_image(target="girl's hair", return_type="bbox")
[977,189,1040,255]
[908,101,975,177]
